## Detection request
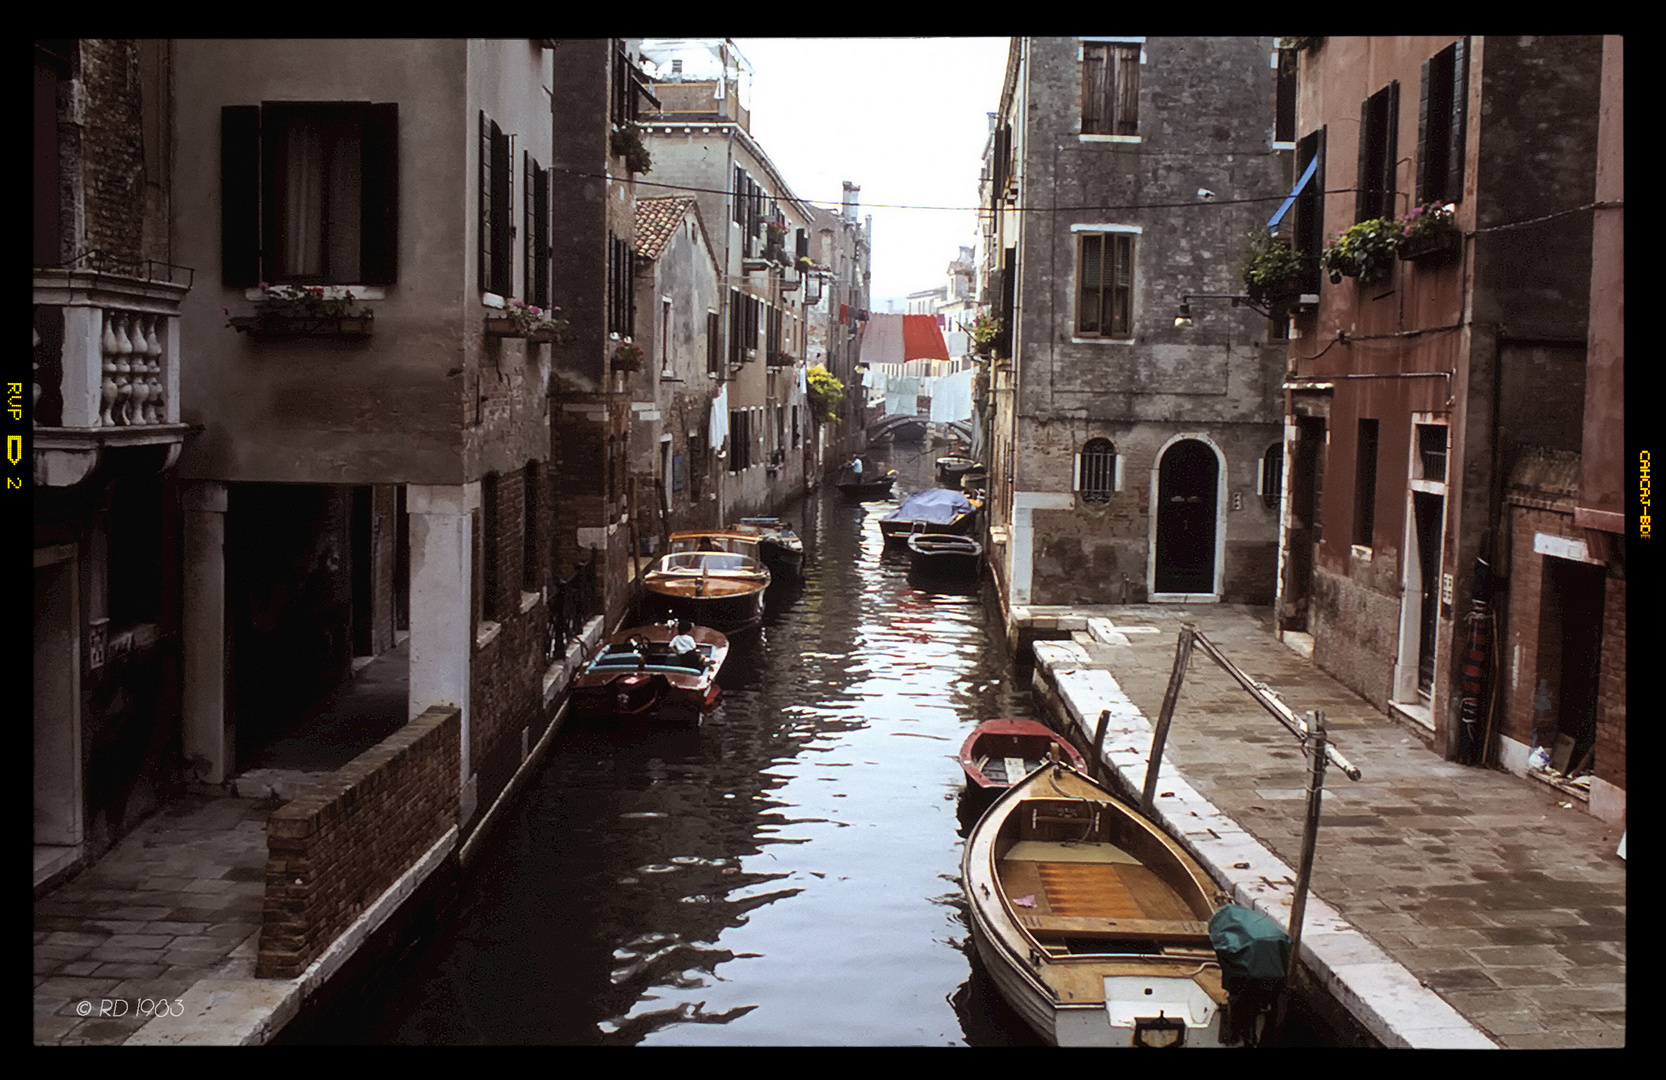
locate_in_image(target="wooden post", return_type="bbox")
[1090,708,1112,784]
[1275,709,1328,1043]
[1142,623,1194,817]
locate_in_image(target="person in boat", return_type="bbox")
[849,456,863,482]
[669,620,702,668]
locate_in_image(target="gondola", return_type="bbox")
[961,761,1231,1047]
[836,468,897,500]
[569,622,728,725]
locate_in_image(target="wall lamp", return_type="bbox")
[1174,293,1270,328]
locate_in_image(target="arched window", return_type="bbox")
[1260,442,1283,509]
[1076,438,1118,503]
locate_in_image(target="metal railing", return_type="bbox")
[545,550,599,662]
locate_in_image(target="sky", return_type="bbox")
[730,38,1012,313]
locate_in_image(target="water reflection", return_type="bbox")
[328,462,1043,1045]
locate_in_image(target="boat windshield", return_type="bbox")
[660,552,753,573]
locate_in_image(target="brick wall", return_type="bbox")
[72,40,147,271]
[257,705,460,980]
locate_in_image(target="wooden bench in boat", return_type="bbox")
[1015,913,1212,944]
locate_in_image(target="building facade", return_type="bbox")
[33,39,195,889]
[1275,36,1623,823]
[982,37,1290,612]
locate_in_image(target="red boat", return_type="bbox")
[569,622,728,725]
[959,719,1087,802]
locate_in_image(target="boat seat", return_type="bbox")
[1016,913,1212,945]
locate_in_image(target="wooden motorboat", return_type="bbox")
[569,622,728,725]
[905,531,983,579]
[734,517,805,580]
[959,719,1086,807]
[879,487,980,545]
[642,530,771,633]
[961,761,1230,1047]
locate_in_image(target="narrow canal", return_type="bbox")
[298,452,1050,1045]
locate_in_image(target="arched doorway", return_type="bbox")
[1154,438,1220,595]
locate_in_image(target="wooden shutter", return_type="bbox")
[1416,58,1433,204]
[491,122,511,296]
[479,111,491,293]
[1356,98,1372,222]
[533,162,550,306]
[1446,38,1468,204]
[1111,45,1140,136]
[1082,43,1106,134]
[360,103,398,284]
[1077,233,1103,334]
[221,105,261,287]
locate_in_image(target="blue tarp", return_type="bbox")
[882,488,974,524]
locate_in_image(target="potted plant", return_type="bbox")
[485,299,570,343]
[610,125,652,175]
[970,313,1003,358]
[610,337,645,372]
[1397,201,1460,263]
[765,222,789,265]
[1320,217,1400,286]
[226,283,375,339]
[1239,233,1314,309]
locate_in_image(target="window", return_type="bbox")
[661,297,672,370]
[729,290,759,366]
[1082,41,1140,137]
[522,463,539,594]
[481,472,500,622]
[479,112,512,297]
[608,233,636,337]
[1293,128,1326,292]
[525,154,550,307]
[1275,47,1298,145]
[707,310,723,379]
[221,102,399,287]
[1354,419,1379,548]
[1075,231,1134,338]
[1356,82,1399,223]
[1076,438,1118,503]
[1260,443,1283,509]
[1417,39,1468,206]
[728,409,751,472]
[1416,423,1448,484]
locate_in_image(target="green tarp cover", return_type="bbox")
[1209,904,1291,989]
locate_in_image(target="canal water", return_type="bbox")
[308,452,1050,1045]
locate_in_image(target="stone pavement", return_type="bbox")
[1020,603,1626,1050]
[33,793,277,1045]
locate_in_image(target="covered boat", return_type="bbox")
[569,622,728,725]
[642,530,771,633]
[879,487,979,545]
[961,761,1230,1046]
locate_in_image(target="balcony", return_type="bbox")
[32,267,194,487]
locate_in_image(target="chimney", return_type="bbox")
[842,181,860,223]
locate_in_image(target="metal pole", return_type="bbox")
[1142,624,1194,818]
[1275,709,1328,1044]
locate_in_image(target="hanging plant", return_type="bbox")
[805,365,845,425]
[610,125,652,175]
[486,299,571,343]
[610,337,645,371]
[1321,217,1401,286]
[970,313,1003,357]
[1239,234,1313,308]
[1397,201,1461,263]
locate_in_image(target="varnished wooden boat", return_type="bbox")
[959,719,1086,806]
[642,531,771,634]
[961,761,1229,1047]
[569,622,728,725]
[734,517,805,580]
[879,488,980,545]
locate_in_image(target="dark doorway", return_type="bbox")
[1544,557,1605,774]
[1154,439,1219,594]
[1412,491,1443,697]
[1281,417,1326,631]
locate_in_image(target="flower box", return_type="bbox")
[229,314,374,340]
[1398,228,1461,264]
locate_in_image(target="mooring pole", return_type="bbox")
[1275,708,1328,1044]
[1090,708,1112,785]
[1142,623,1195,818]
